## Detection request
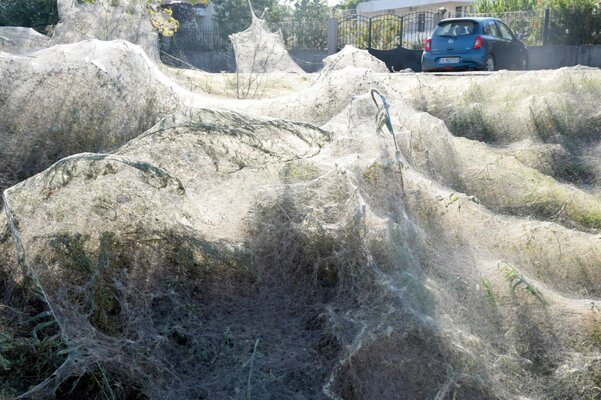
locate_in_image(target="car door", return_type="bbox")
[494,21,515,68]
[482,20,502,60]
[497,21,525,68]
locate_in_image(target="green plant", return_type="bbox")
[476,0,601,45]
[497,261,546,304]
[148,3,180,37]
[448,105,496,143]
[476,0,537,13]
[547,0,601,45]
[212,0,292,40]
[0,0,59,33]
[0,333,66,394]
[0,272,67,397]
[362,162,383,184]
[334,0,362,10]
[76,0,184,36]
[480,277,497,305]
[590,323,601,346]
[280,161,321,183]
[530,98,601,148]
[48,233,125,336]
[574,211,601,230]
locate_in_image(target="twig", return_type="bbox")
[159,50,203,72]
[246,338,260,400]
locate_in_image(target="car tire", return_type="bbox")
[486,55,495,72]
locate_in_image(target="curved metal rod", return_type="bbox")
[370,89,400,153]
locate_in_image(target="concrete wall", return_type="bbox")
[289,50,329,73]
[356,1,475,17]
[528,45,601,69]
[161,49,329,73]
[161,45,601,73]
[182,49,236,72]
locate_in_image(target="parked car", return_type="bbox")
[421,18,528,72]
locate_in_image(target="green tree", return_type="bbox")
[475,0,537,12]
[293,0,329,21]
[546,0,601,44]
[75,0,197,37]
[475,0,601,44]
[335,0,362,11]
[0,0,59,34]
[212,0,292,38]
[286,0,329,49]
[370,19,401,49]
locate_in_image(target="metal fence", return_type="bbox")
[163,24,230,52]
[466,8,601,46]
[163,19,329,52]
[269,19,328,50]
[337,12,442,51]
[335,7,601,49]
[464,10,546,46]
[337,14,369,49]
[546,7,601,45]
[160,6,601,59]
[336,9,547,49]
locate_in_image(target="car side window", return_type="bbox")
[497,22,514,40]
[484,21,499,37]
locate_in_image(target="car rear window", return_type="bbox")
[434,21,476,37]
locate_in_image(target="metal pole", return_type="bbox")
[542,7,550,46]
[327,17,338,54]
[368,17,372,49]
[400,16,404,48]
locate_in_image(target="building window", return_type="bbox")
[455,6,463,17]
[417,12,426,32]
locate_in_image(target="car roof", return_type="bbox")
[439,17,498,23]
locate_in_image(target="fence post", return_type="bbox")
[368,17,372,49]
[399,16,404,48]
[327,18,338,55]
[542,7,550,46]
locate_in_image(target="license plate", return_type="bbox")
[439,57,460,64]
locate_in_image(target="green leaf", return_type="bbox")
[0,353,10,371]
[57,347,79,356]
[23,310,52,324]
[32,320,57,340]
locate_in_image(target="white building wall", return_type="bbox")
[357,0,476,18]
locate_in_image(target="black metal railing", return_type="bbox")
[269,19,329,50]
[464,10,546,46]
[465,8,601,46]
[337,12,442,51]
[337,14,370,49]
[162,18,329,52]
[163,24,230,52]
[159,6,601,62]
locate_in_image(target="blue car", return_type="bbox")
[421,18,528,72]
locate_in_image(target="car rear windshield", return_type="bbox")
[434,21,477,37]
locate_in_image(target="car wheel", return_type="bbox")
[486,55,495,71]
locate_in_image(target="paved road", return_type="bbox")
[419,70,530,76]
